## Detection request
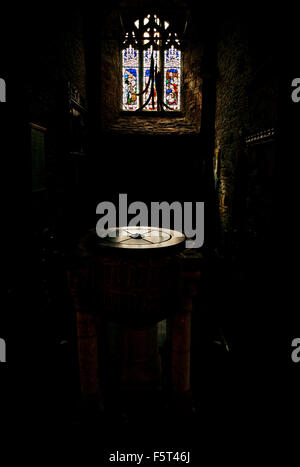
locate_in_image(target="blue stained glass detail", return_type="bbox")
[123,48,138,66]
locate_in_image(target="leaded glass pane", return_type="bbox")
[122,47,139,111]
[164,47,181,111]
[143,48,160,110]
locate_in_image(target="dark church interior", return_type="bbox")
[2,0,299,461]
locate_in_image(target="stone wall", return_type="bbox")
[182,39,203,125]
[215,16,280,242]
[100,9,122,131]
[100,39,121,130]
[60,11,87,101]
[215,22,251,233]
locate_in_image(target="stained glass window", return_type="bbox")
[121,14,182,112]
